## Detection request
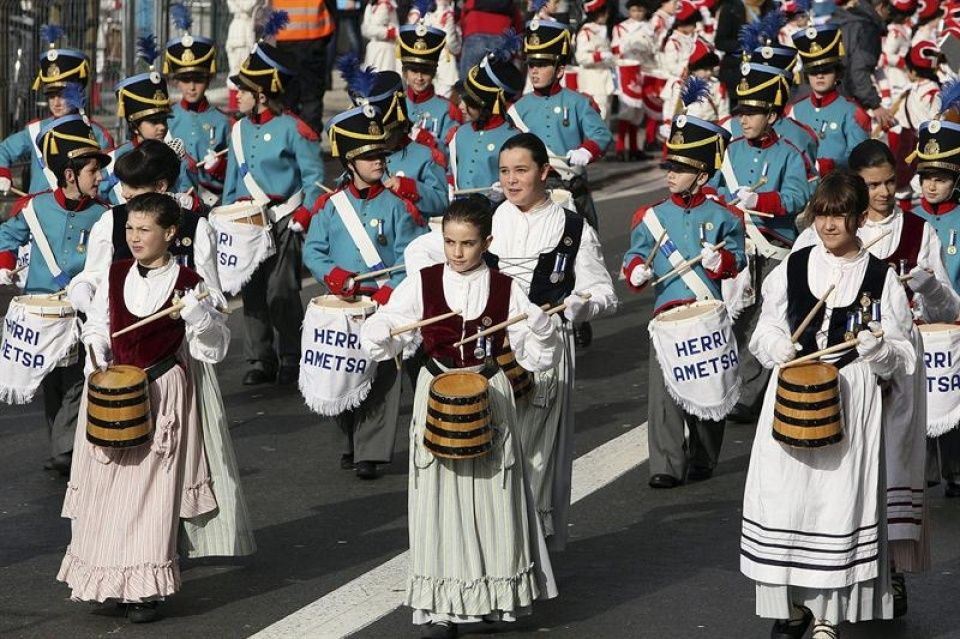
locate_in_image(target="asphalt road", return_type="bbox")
[1,167,959,639]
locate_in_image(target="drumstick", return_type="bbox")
[742,208,775,219]
[782,330,884,368]
[861,229,892,252]
[6,186,27,198]
[728,175,769,207]
[651,241,727,286]
[12,263,28,275]
[318,183,334,193]
[871,92,907,138]
[111,291,210,338]
[452,293,592,347]
[353,264,406,282]
[86,343,100,371]
[46,288,66,299]
[790,284,835,344]
[645,231,667,267]
[453,186,493,195]
[390,309,463,336]
[545,291,592,316]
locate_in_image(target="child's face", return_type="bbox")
[404,68,435,94]
[738,111,775,140]
[858,164,896,216]
[628,5,646,20]
[177,77,210,103]
[693,67,714,80]
[47,92,69,118]
[662,0,677,14]
[808,71,837,95]
[126,210,177,264]
[236,88,258,114]
[528,62,559,90]
[815,212,864,255]
[136,118,169,141]
[499,147,551,210]
[921,173,956,204]
[443,219,492,272]
[67,158,104,197]
[665,169,702,194]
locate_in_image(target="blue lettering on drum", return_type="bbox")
[925,348,960,392]
[674,331,727,357]
[673,349,739,382]
[2,318,45,368]
[218,252,239,267]
[303,328,367,373]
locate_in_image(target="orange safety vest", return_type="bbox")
[273,0,335,40]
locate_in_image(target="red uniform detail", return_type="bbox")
[754,191,786,216]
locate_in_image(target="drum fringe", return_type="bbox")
[299,379,374,417]
[663,376,743,422]
[0,385,36,405]
[927,412,960,438]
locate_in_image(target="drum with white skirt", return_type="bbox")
[0,294,79,404]
[919,323,960,437]
[208,201,275,295]
[648,299,741,420]
[616,60,644,110]
[298,295,379,416]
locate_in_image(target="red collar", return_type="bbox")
[180,97,210,112]
[533,82,564,97]
[54,188,94,211]
[670,192,706,208]
[810,89,840,108]
[248,108,277,125]
[473,115,506,131]
[407,86,436,104]
[921,198,958,215]
[348,182,386,199]
[747,130,779,149]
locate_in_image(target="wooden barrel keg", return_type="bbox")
[86,365,153,448]
[495,342,533,400]
[425,372,494,459]
[772,362,843,447]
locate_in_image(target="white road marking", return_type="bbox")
[250,422,650,639]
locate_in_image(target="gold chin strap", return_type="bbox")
[329,126,387,159]
[32,60,90,91]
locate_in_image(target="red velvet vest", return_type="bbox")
[108,259,202,369]
[419,263,511,367]
[882,212,925,301]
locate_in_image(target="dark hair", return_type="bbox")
[443,195,494,237]
[402,63,437,78]
[126,192,182,230]
[848,139,896,173]
[918,166,960,181]
[809,169,868,231]
[585,4,609,21]
[54,156,100,187]
[500,132,549,168]
[114,139,181,189]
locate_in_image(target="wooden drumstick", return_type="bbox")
[12,263,28,275]
[390,309,463,336]
[353,264,406,282]
[742,208,775,219]
[5,186,27,198]
[782,330,884,368]
[651,241,727,286]
[790,284,835,344]
[871,92,907,138]
[47,288,66,299]
[545,292,592,316]
[728,174,769,207]
[111,291,211,338]
[87,343,100,371]
[645,231,667,267]
[453,186,493,195]
[861,229,892,252]
[452,293,592,347]
[318,183,334,193]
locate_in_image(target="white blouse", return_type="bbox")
[360,263,560,372]
[490,199,618,320]
[83,257,230,366]
[750,243,916,380]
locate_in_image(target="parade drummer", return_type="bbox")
[164,2,232,205]
[787,25,870,176]
[398,0,464,160]
[303,103,426,480]
[224,11,325,387]
[104,34,199,205]
[0,25,113,196]
[742,170,914,639]
[509,15,612,232]
[359,195,560,639]
[0,116,110,476]
[573,0,616,122]
[60,192,231,624]
[660,39,729,127]
[709,60,810,424]
[488,132,618,549]
[623,82,745,488]
[610,0,649,161]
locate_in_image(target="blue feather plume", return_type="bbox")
[530,0,549,14]
[738,20,764,53]
[492,27,523,61]
[336,52,377,99]
[412,0,434,18]
[758,11,786,43]
[62,82,86,112]
[680,76,711,108]
[171,3,193,32]
[940,80,960,116]
[41,24,65,45]
[261,10,289,38]
[136,33,158,66]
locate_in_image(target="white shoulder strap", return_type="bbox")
[231,122,271,205]
[330,191,391,289]
[720,156,740,193]
[448,129,459,192]
[642,206,715,300]
[21,200,67,285]
[507,103,583,180]
[28,121,60,191]
[718,158,789,259]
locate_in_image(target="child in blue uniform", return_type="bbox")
[0,25,113,195]
[304,104,426,479]
[787,25,871,175]
[623,79,745,488]
[164,2,231,205]
[224,12,325,386]
[0,116,110,475]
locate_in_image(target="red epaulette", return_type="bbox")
[852,104,872,132]
[289,113,320,141]
[447,100,464,124]
[310,189,341,214]
[400,195,425,226]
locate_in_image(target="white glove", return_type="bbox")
[856,329,882,360]
[700,246,722,273]
[769,337,797,365]
[562,293,590,322]
[288,220,305,234]
[202,149,221,172]
[734,188,758,209]
[600,51,614,62]
[629,263,653,287]
[168,191,195,210]
[67,282,95,314]
[906,266,938,295]
[85,338,112,371]
[909,172,921,194]
[566,147,593,167]
[488,181,505,204]
[179,289,214,327]
[526,304,553,334]
[0,176,11,195]
[363,320,393,348]
[0,268,17,286]
[657,123,672,141]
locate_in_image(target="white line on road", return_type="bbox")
[250,422,650,639]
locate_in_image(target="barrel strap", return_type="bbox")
[146,356,177,383]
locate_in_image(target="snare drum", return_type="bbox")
[772,362,843,447]
[495,340,532,400]
[208,201,276,295]
[210,201,268,227]
[299,295,379,416]
[919,323,960,437]
[86,365,153,448]
[424,372,494,459]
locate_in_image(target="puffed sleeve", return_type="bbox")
[403,228,445,274]
[68,210,113,294]
[748,257,792,369]
[505,281,561,372]
[185,281,231,364]
[359,272,424,361]
[917,223,960,322]
[864,269,916,379]
[573,222,618,319]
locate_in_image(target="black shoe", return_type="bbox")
[243,369,274,386]
[277,365,299,385]
[420,621,458,639]
[892,572,907,618]
[573,322,593,348]
[770,607,812,639]
[648,474,680,489]
[946,481,960,498]
[43,453,72,476]
[127,601,160,624]
[355,461,379,480]
[726,404,759,424]
[686,466,713,482]
[629,149,650,161]
[340,454,355,470]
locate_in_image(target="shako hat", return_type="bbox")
[35,114,111,175]
[327,105,389,161]
[116,34,172,122]
[33,24,91,93]
[734,61,790,113]
[164,2,217,78]
[791,24,844,72]
[337,53,409,131]
[463,29,525,114]
[523,16,571,64]
[231,11,295,96]
[397,0,446,68]
[663,77,731,174]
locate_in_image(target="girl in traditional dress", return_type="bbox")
[574,0,616,121]
[59,192,231,623]
[742,171,915,639]
[361,0,401,73]
[360,195,559,639]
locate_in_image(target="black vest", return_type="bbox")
[786,246,888,369]
[111,203,204,269]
